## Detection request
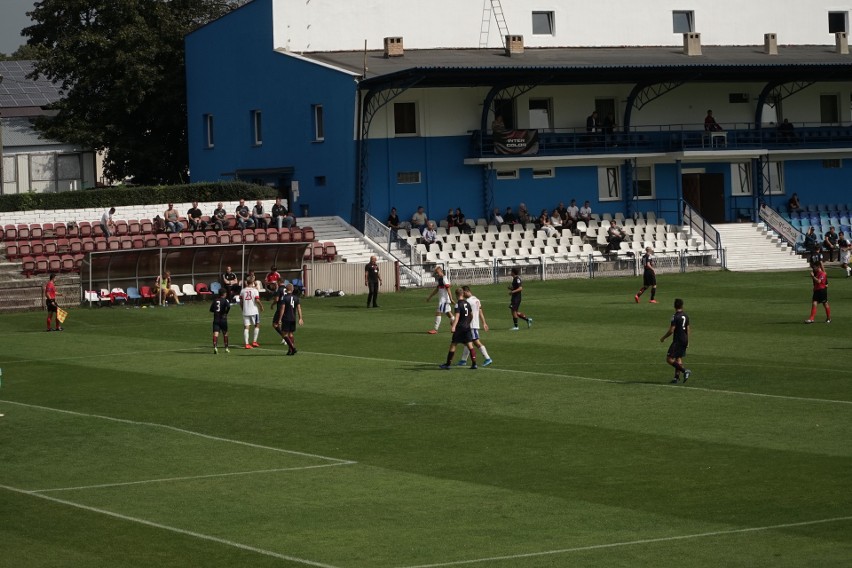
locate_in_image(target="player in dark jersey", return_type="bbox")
[274,283,303,355]
[634,247,658,303]
[660,298,691,384]
[805,265,830,324]
[508,267,532,330]
[210,289,231,354]
[439,288,478,369]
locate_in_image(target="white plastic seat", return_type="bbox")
[182,283,198,299]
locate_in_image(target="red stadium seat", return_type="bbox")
[69,239,83,254]
[21,256,35,276]
[94,238,108,252]
[311,242,324,260]
[48,255,62,273]
[56,238,70,254]
[53,223,67,238]
[140,219,153,234]
[78,222,92,238]
[169,235,182,247]
[31,242,45,256]
[302,226,315,241]
[119,236,133,250]
[115,221,129,236]
[323,242,337,261]
[61,254,75,272]
[218,233,231,245]
[5,242,19,259]
[82,240,95,253]
[92,223,105,237]
[144,235,158,248]
[128,220,142,235]
[108,239,120,251]
[181,234,195,247]
[230,230,243,244]
[34,256,49,274]
[17,224,30,240]
[265,228,279,243]
[42,223,55,238]
[4,225,16,241]
[278,229,291,243]
[291,228,303,242]
[64,222,78,239]
[131,236,145,249]
[140,286,157,304]
[255,231,268,243]
[243,231,256,243]
[29,224,43,240]
[195,282,213,297]
[157,235,169,248]
[205,234,219,245]
[18,242,32,257]
[44,241,58,255]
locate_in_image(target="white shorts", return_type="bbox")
[437,301,452,314]
[243,314,260,326]
[470,329,480,341]
[841,250,850,264]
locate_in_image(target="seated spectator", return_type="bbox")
[787,193,802,215]
[550,209,563,234]
[517,203,531,225]
[803,226,818,253]
[421,221,439,251]
[824,226,839,262]
[265,266,282,293]
[454,208,471,234]
[605,219,626,252]
[411,206,428,233]
[579,201,592,223]
[556,201,568,221]
[221,265,241,301]
[491,114,506,133]
[503,206,517,225]
[445,208,456,229]
[539,210,558,237]
[252,200,269,229]
[187,201,207,231]
[155,271,180,305]
[210,202,228,231]
[164,203,185,233]
[778,119,796,142]
[704,109,723,132]
[235,199,255,230]
[386,207,401,240]
[100,207,116,238]
[489,207,504,228]
[271,197,295,229]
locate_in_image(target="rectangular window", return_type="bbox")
[635,166,654,198]
[2,155,16,194]
[251,110,263,146]
[598,166,620,200]
[766,162,784,195]
[29,153,57,192]
[532,168,554,179]
[396,171,421,184]
[829,11,848,33]
[495,169,519,180]
[314,175,327,186]
[393,102,418,136]
[57,154,81,180]
[672,11,694,33]
[822,159,842,169]
[820,94,840,124]
[532,11,554,35]
[731,163,752,196]
[528,98,552,130]
[313,104,324,141]
[204,114,214,148]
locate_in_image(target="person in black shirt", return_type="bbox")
[210,202,228,231]
[210,289,231,354]
[386,207,401,241]
[809,246,824,271]
[273,283,303,355]
[660,298,691,384]
[503,206,517,225]
[802,226,817,253]
[222,266,240,301]
[634,247,658,303]
[187,201,206,231]
[439,288,478,369]
[508,267,532,330]
[823,226,839,262]
[235,199,255,230]
[364,255,382,308]
[271,197,295,229]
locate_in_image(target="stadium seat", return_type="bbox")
[302,227,315,241]
[127,287,142,305]
[92,223,105,237]
[17,224,30,240]
[5,242,19,259]
[278,229,292,243]
[255,231,268,243]
[108,239,120,251]
[243,231,256,243]
[311,242,324,260]
[144,235,158,248]
[35,256,49,274]
[181,283,198,300]
[130,236,144,249]
[230,230,243,244]
[140,219,153,234]
[205,234,219,245]
[210,282,222,295]
[44,241,58,255]
[78,222,92,238]
[193,235,206,246]
[139,286,157,304]
[291,228,304,241]
[60,255,75,272]
[219,233,232,245]
[115,221,129,236]
[84,290,102,305]
[3,225,16,241]
[181,234,195,246]
[128,220,142,235]
[94,238,108,252]
[31,242,45,256]
[157,235,169,248]
[30,224,43,240]
[195,282,213,298]
[169,235,182,247]
[21,256,35,276]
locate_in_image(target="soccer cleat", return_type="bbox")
[45,329,52,332]
[804,319,814,324]
[527,318,533,328]
[634,294,640,303]
[683,369,691,383]
[290,349,297,356]
[225,348,230,353]
[670,377,679,384]
[482,358,493,367]
[470,364,478,370]
[252,341,260,347]
[213,347,218,354]
[826,319,831,323]
[649,300,658,304]
[245,344,253,349]
[56,327,64,331]
[510,326,520,331]
[456,360,467,366]
[439,364,451,370]
[427,329,438,335]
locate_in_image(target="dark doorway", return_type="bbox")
[494,99,515,130]
[682,173,726,223]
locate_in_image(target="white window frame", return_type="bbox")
[495,169,519,180]
[828,11,848,34]
[251,110,263,146]
[528,98,553,130]
[597,166,621,201]
[531,167,554,179]
[532,11,555,36]
[766,161,785,195]
[393,101,419,136]
[634,166,655,199]
[313,104,324,141]
[731,163,752,196]
[204,114,214,148]
[672,10,695,33]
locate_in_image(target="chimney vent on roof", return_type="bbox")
[384,36,404,58]
[505,35,524,56]
[764,33,778,55]
[836,32,849,55]
[683,32,701,56]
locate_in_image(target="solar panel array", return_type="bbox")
[0,60,62,109]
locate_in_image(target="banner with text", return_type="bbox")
[759,203,801,245]
[494,129,539,155]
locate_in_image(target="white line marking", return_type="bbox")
[0,484,342,568]
[0,399,354,464]
[31,462,356,493]
[395,515,852,568]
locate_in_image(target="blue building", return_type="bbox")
[185,0,852,226]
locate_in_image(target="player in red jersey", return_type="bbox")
[44,273,63,331]
[805,265,831,324]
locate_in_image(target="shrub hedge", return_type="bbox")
[0,182,278,212]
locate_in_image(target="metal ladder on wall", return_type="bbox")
[479,0,510,48]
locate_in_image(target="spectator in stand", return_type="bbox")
[491,114,506,133]
[252,200,268,229]
[556,201,568,221]
[187,201,206,231]
[517,203,531,226]
[100,207,116,239]
[803,226,818,253]
[271,197,295,229]
[787,193,802,216]
[605,219,627,252]
[210,202,228,231]
[222,265,241,301]
[445,208,456,230]
[538,209,558,237]
[490,207,504,228]
[386,207,401,240]
[235,199,255,230]
[421,221,439,251]
[550,208,563,234]
[823,226,839,262]
[155,271,180,305]
[411,206,428,233]
[503,206,517,225]
[565,199,580,233]
[164,203,184,233]
[454,208,471,234]
[579,201,592,223]
[778,119,796,142]
[704,109,723,132]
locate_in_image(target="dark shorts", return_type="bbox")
[280,320,297,333]
[643,270,657,287]
[213,320,228,333]
[667,342,687,359]
[452,328,473,344]
[46,299,57,313]
[812,289,828,304]
[509,297,522,311]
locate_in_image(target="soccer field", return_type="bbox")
[1,270,850,568]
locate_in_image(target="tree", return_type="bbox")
[23,1,247,185]
[0,45,41,61]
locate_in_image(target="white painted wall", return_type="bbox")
[273,0,851,52]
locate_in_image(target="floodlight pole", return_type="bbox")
[0,74,4,193]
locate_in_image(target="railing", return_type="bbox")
[758,203,802,249]
[363,212,426,287]
[682,201,723,264]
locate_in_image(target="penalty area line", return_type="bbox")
[0,484,342,568]
[395,515,852,568]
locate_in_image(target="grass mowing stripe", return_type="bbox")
[31,462,356,493]
[0,346,206,365]
[0,399,355,464]
[395,515,852,568]
[0,484,342,568]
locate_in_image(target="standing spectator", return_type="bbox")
[100,207,116,238]
[704,109,723,132]
[239,275,264,349]
[839,231,851,278]
[386,207,401,240]
[421,221,439,251]
[252,200,268,229]
[456,285,492,367]
[439,287,479,370]
[586,110,599,133]
[805,265,831,324]
[163,203,184,233]
[210,202,228,231]
[44,273,63,332]
[411,206,428,233]
[579,201,592,223]
[235,199,255,230]
[634,247,658,304]
[265,266,282,294]
[660,298,691,384]
[508,267,532,330]
[365,255,382,308]
[210,288,231,354]
[605,219,626,252]
[823,226,839,262]
[425,266,454,334]
[274,283,303,355]
[187,202,206,231]
[222,265,240,301]
[271,197,295,229]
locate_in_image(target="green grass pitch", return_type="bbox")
[1,270,850,567]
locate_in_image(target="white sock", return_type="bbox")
[460,346,470,361]
[253,327,260,342]
[479,345,490,359]
[434,315,442,330]
[244,329,249,345]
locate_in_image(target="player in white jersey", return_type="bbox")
[457,285,493,366]
[240,276,264,349]
[425,266,454,334]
